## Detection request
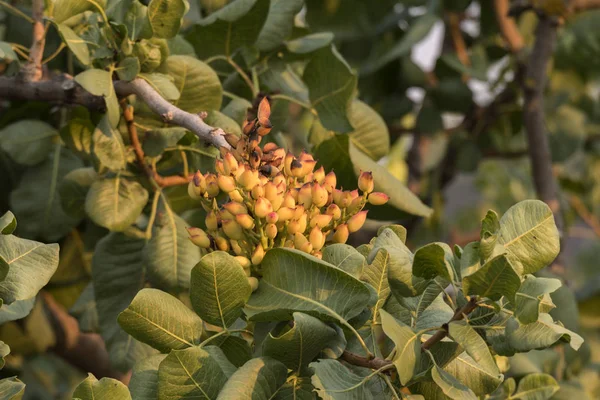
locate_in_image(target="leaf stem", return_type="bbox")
[198,328,253,347]
[146,190,161,240]
[380,373,401,400]
[227,57,257,97]
[42,43,66,64]
[270,94,313,111]
[0,1,34,23]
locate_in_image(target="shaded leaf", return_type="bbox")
[117,57,140,81]
[92,117,127,170]
[413,242,455,281]
[128,354,167,400]
[513,373,559,399]
[72,373,131,400]
[310,359,373,400]
[0,211,16,235]
[0,298,36,324]
[447,321,500,377]
[480,210,500,261]
[515,275,562,324]
[430,361,477,400]
[55,23,90,65]
[506,314,583,353]
[216,357,287,400]
[286,32,334,54]
[0,377,25,400]
[462,254,520,302]
[75,69,120,127]
[147,0,188,39]
[53,0,100,23]
[0,120,56,166]
[190,251,251,328]
[118,288,204,352]
[58,167,97,219]
[106,0,153,40]
[139,73,180,101]
[256,0,305,51]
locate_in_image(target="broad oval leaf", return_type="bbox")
[245,248,372,328]
[262,312,338,374]
[498,200,560,275]
[129,354,167,400]
[310,359,373,400]
[0,376,25,400]
[430,362,477,400]
[158,346,230,400]
[347,100,390,161]
[413,242,455,282]
[166,55,223,113]
[85,177,149,232]
[75,69,119,128]
[139,73,181,102]
[216,357,288,400]
[303,45,356,133]
[0,235,58,304]
[118,288,204,352]
[186,0,271,59]
[380,309,420,385]
[92,232,155,371]
[286,32,334,54]
[256,0,304,51]
[59,167,97,219]
[447,321,501,378]
[322,243,366,278]
[144,202,202,291]
[0,297,36,324]
[10,146,83,241]
[147,0,188,39]
[480,210,500,261]
[92,117,127,171]
[462,254,521,302]
[513,373,559,399]
[0,211,16,235]
[0,120,56,166]
[190,251,252,328]
[506,313,583,353]
[72,373,131,400]
[515,275,562,324]
[55,23,90,65]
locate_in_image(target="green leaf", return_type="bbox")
[380,309,420,385]
[186,0,271,59]
[459,242,481,278]
[0,120,56,166]
[498,200,560,275]
[256,0,304,51]
[210,335,252,368]
[142,127,187,157]
[286,32,334,54]
[165,55,223,112]
[430,361,477,400]
[117,57,140,81]
[10,144,82,241]
[382,246,429,299]
[310,359,373,400]
[106,0,153,40]
[262,312,338,374]
[368,228,410,260]
[347,100,390,160]
[349,141,433,217]
[128,354,167,400]
[85,176,149,232]
[0,212,16,235]
[139,73,181,101]
[376,225,407,243]
[303,45,356,133]
[147,0,188,39]
[0,298,35,324]
[245,248,372,328]
[321,244,366,278]
[272,377,315,400]
[480,210,500,261]
[190,251,252,328]
[395,282,444,324]
[447,321,500,377]
[93,232,154,371]
[0,377,25,400]
[92,117,127,171]
[216,357,287,400]
[462,254,521,302]
[0,235,58,304]
[53,0,101,23]
[506,313,583,353]
[361,13,438,75]
[60,112,94,157]
[0,341,9,368]
[144,201,202,291]
[75,69,119,128]
[205,110,242,136]
[118,288,204,352]
[413,242,455,281]
[515,275,562,324]
[72,373,131,400]
[362,248,393,318]
[59,167,97,219]
[512,373,559,399]
[55,23,90,65]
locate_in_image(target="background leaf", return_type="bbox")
[0,120,56,166]
[216,357,288,400]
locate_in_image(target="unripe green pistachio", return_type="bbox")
[235,255,251,269]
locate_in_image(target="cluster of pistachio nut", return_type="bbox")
[186,97,390,272]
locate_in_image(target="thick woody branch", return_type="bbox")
[115,79,230,150]
[494,0,525,53]
[41,292,130,384]
[341,351,392,369]
[0,76,106,110]
[522,17,565,234]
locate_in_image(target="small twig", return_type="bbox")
[341,351,393,370]
[447,13,470,69]
[42,43,66,64]
[569,196,600,238]
[115,78,230,150]
[494,0,525,53]
[121,102,194,188]
[0,0,35,23]
[421,296,478,350]
[570,0,600,12]
[25,0,46,81]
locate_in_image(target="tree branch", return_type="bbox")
[570,0,600,12]
[41,291,130,384]
[121,102,194,187]
[521,16,565,234]
[568,195,600,238]
[0,75,107,110]
[115,79,230,150]
[421,296,478,350]
[23,0,45,81]
[448,13,470,68]
[494,0,525,54]
[341,351,392,369]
